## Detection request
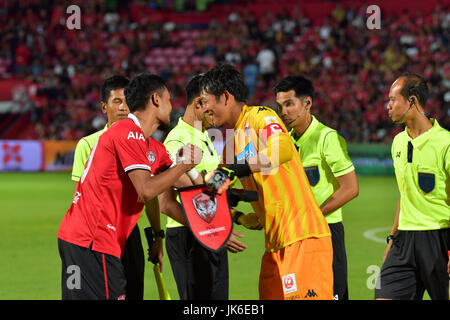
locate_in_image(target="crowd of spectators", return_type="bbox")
[0,0,448,143]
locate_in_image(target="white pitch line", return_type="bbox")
[363,226,391,244]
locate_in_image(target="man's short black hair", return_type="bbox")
[200,63,247,103]
[124,73,166,112]
[101,75,130,103]
[398,72,429,107]
[185,74,203,106]
[273,75,315,100]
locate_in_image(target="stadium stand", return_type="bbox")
[0,0,448,142]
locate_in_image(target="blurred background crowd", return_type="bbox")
[0,0,448,142]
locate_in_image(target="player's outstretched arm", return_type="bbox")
[128,144,202,203]
[159,187,188,226]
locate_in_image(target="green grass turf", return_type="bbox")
[0,172,427,300]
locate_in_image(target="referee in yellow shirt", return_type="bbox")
[375,73,450,300]
[162,75,229,299]
[274,75,359,300]
[159,74,249,299]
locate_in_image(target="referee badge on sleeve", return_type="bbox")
[418,172,435,193]
[304,166,320,187]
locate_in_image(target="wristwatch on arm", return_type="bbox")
[386,234,395,244]
[154,229,165,239]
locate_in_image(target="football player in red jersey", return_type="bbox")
[57,73,202,300]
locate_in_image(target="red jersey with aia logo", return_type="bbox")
[57,114,172,258]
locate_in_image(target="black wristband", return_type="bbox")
[386,234,394,243]
[226,162,252,179]
[154,229,165,239]
[233,211,244,225]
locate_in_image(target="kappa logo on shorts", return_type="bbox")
[282,273,298,294]
[304,289,318,298]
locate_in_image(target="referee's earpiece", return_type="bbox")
[409,96,426,116]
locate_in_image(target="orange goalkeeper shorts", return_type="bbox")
[259,236,334,300]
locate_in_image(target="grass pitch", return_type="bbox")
[0,172,402,300]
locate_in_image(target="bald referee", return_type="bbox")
[274,75,359,300]
[375,73,450,300]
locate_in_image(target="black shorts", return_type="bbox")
[329,222,348,300]
[58,239,126,300]
[375,228,450,300]
[166,226,229,300]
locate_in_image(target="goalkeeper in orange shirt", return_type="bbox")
[200,63,333,300]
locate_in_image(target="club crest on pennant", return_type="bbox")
[192,193,217,223]
[178,185,233,252]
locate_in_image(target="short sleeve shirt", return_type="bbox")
[58,114,172,258]
[391,118,450,230]
[71,125,108,182]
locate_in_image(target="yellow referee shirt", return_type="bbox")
[290,116,355,224]
[71,124,108,182]
[392,118,450,230]
[164,117,220,228]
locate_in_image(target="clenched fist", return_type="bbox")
[176,143,203,170]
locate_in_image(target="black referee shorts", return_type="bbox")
[375,228,450,300]
[166,226,229,300]
[329,222,348,300]
[58,239,126,300]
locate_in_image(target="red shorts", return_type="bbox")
[259,236,334,300]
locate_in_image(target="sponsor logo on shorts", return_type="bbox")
[304,289,318,298]
[282,273,297,294]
